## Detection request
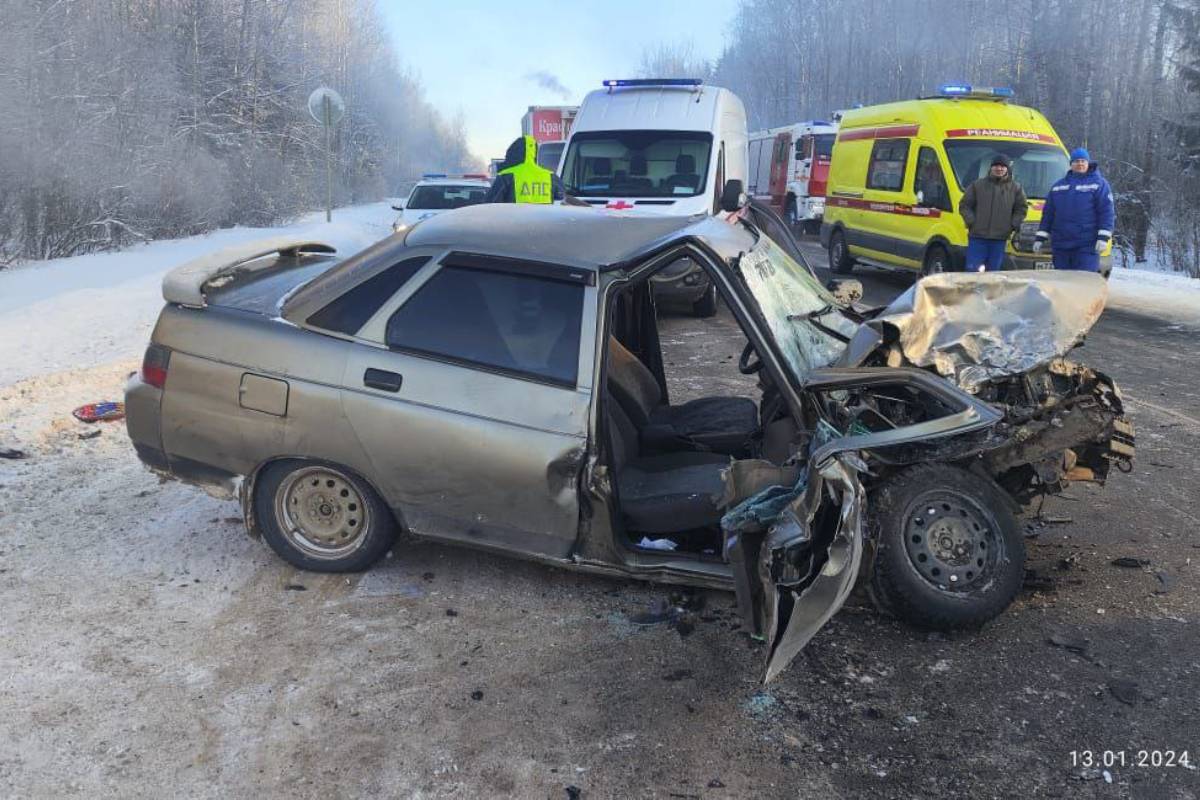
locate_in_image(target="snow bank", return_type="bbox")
[1107,267,1200,327]
[0,204,396,387]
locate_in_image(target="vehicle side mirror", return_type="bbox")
[391,201,404,211]
[720,179,746,213]
[826,278,863,306]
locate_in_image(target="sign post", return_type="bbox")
[307,87,346,222]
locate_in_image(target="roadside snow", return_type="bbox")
[0,203,396,387]
[1107,268,1200,327]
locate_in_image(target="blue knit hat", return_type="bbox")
[1070,147,1090,162]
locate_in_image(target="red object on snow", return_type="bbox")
[73,402,125,423]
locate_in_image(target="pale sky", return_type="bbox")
[379,0,739,160]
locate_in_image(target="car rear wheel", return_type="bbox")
[255,459,398,572]
[867,464,1024,630]
[829,229,855,275]
[922,244,950,276]
[692,283,718,317]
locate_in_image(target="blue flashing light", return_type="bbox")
[421,173,447,179]
[939,83,973,96]
[602,78,703,88]
[936,83,1014,99]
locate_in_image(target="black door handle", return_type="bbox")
[363,368,402,392]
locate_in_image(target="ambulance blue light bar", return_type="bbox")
[602,78,703,88]
[936,83,1014,99]
[421,173,447,179]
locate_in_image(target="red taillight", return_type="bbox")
[141,344,171,389]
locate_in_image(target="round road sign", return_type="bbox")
[307,87,345,126]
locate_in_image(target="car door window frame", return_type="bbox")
[913,145,953,212]
[376,253,592,389]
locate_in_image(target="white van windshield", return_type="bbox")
[561,130,713,198]
[943,141,1069,199]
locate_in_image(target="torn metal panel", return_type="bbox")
[846,271,1108,392]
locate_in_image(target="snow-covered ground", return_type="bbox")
[0,203,396,387]
[1107,266,1200,327]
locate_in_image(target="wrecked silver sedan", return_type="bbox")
[125,202,1133,679]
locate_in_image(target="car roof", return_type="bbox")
[402,204,727,270]
[412,178,490,187]
[281,205,756,323]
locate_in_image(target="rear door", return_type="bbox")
[339,254,596,559]
[768,132,791,213]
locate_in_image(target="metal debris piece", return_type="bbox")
[1108,679,1139,706]
[1047,633,1089,654]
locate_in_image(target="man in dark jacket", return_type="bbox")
[1033,147,1115,272]
[958,153,1029,272]
[484,135,566,204]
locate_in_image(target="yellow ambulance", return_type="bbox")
[820,85,1111,277]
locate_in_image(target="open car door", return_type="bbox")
[722,367,1003,681]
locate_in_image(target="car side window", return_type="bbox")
[866,138,910,192]
[913,146,952,211]
[307,256,430,334]
[385,266,583,386]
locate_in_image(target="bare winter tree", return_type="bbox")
[0,0,476,266]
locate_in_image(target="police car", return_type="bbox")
[391,174,491,233]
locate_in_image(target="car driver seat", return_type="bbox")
[664,154,700,193]
[607,337,758,456]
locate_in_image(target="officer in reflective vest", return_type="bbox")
[484,135,564,204]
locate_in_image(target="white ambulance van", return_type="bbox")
[559,79,748,218]
[559,79,749,316]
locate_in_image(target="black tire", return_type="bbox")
[868,464,1024,630]
[255,459,399,573]
[829,229,855,275]
[803,219,822,236]
[922,244,950,276]
[692,282,718,317]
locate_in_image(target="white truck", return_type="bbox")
[747,120,837,234]
[521,106,579,171]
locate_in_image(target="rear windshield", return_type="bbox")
[560,130,713,198]
[406,184,489,210]
[943,140,1068,199]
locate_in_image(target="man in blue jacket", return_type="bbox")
[1033,147,1115,272]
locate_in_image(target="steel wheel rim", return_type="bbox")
[902,489,999,592]
[274,466,370,560]
[926,252,946,274]
[832,236,845,264]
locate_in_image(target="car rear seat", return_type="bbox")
[607,337,758,456]
[608,395,728,534]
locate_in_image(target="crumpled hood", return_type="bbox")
[843,271,1108,392]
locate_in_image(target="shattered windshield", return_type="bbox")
[737,235,857,380]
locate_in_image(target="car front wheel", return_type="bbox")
[255,459,398,572]
[867,464,1024,630]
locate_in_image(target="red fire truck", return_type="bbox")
[747,120,837,233]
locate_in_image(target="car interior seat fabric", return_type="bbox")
[607,337,759,455]
[665,154,699,192]
[607,394,729,534]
